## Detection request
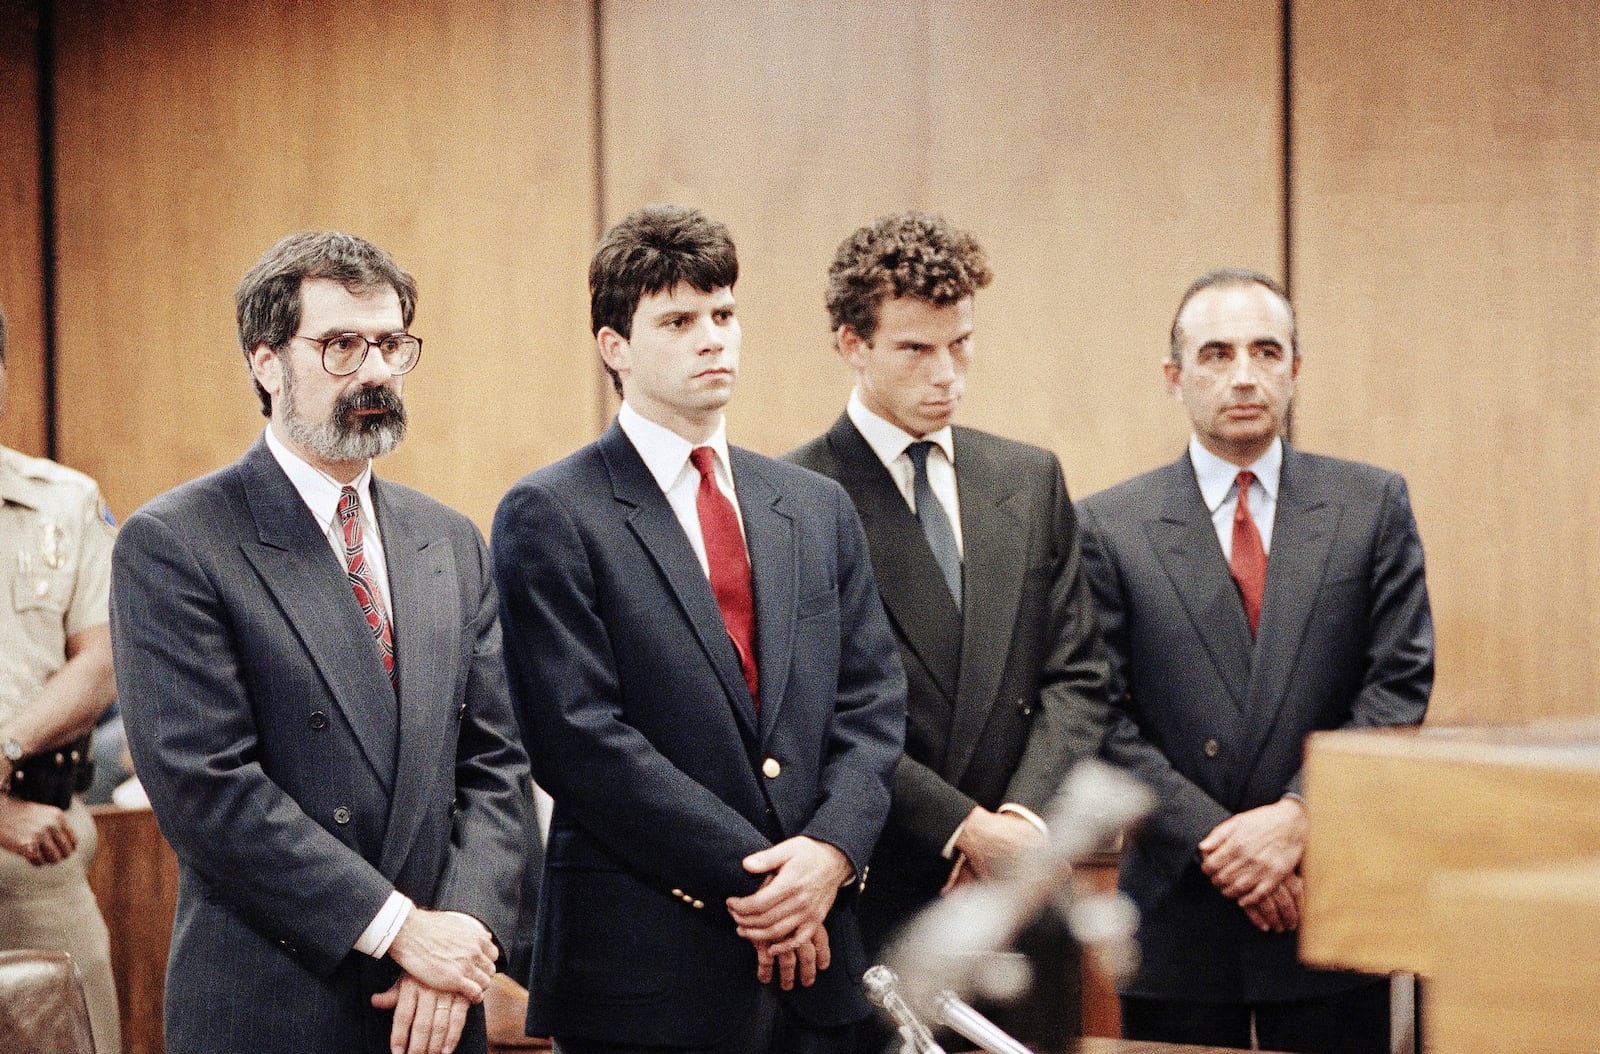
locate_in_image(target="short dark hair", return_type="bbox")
[825,211,992,344]
[589,205,739,397]
[1170,268,1297,365]
[235,231,417,417]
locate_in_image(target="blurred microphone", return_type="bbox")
[885,759,1154,1013]
[862,965,946,1054]
[933,989,1033,1054]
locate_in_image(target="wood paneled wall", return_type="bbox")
[0,0,47,457]
[1293,0,1600,724]
[600,0,1284,495]
[50,0,599,530]
[18,0,1600,724]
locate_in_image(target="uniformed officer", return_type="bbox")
[0,303,121,1054]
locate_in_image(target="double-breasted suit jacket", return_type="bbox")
[111,438,530,1054]
[1076,444,1433,1004]
[492,421,905,1047]
[787,416,1110,941]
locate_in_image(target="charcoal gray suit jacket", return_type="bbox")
[1077,444,1433,1003]
[112,437,529,1054]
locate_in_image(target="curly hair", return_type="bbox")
[825,211,992,343]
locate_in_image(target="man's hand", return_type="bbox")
[0,795,77,866]
[953,807,1044,881]
[386,908,496,1002]
[371,973,473,1054]
[1198,797,1307,907]
[726,835,852,990]
[1241,872,1304,933]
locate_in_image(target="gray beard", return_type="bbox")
[280,370,407,463]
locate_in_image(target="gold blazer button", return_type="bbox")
[762,757,781,779]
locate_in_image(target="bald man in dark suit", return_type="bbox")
[1077,269,1433,1054]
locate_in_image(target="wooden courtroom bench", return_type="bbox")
[1302,718,1600,1052]
[87,804,178,1054]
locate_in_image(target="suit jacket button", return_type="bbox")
[309,711,328,730]
[762,757,781,779]
[692,899,704,910]
[333,806,352,825]
[671,888,685,898]
[1204,739,1220,758]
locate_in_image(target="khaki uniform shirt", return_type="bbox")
[0,445,114,725]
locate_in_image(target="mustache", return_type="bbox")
[338,385,404,418]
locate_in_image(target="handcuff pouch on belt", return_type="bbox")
[8,735,94,809]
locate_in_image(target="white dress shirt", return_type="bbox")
[846,389,964,557]
[617,402,745,577]
[1189,435,1283,559]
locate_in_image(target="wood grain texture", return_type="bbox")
[1301,721,1600,976]
[51,0,599,530]
[87,805,179,1054]
[600,0,1283,495]
[1292,0,1600,724]
[1427,858,1600,1054]
[0,0,48,458]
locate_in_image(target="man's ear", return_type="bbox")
[597,327,628,379]
[1163,357,1183,399]
[836,324,869,368]
[250,344,283,402]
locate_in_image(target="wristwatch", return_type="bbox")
[1,737,23,763]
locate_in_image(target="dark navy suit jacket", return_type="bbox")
[492,421,905,1046]
[1077,444,1433,1004]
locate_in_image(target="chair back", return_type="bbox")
[0,949,96,1054]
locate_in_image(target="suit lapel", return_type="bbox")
[821,415,962,700]
[237,439,398,790]
[1145,455,1253,707]
[1244,447,1342,729]
[732,452,796,744]
[944,431,1027,782]
[374,482,460,876]
[601,424,759,742]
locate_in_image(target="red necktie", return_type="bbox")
[1230,470,1268,636]
[689,448,759,705]
[338,486,397,689]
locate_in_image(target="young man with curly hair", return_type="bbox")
[787,211,1111,1051]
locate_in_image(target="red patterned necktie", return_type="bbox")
[338,486,397,689]
[1230,470,1268,636]
[689,447,758,706]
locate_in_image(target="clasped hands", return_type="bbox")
[1198,797,1308,933]
[373,907,498,1054]
[0,795,77,866]
[726,835,853,992]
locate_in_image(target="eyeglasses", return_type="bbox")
[292,332,423,377]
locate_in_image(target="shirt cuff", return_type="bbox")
[941,817,969,860]
[355,891,414,959]
[996,802,1049,836]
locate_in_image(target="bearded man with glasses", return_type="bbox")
[112,231,530,1054]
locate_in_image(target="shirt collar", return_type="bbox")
[264,425,375,527]
[617,401,732,492]
[1189,435,1282,513]
[0,447,40,509]
[847,388,956,471]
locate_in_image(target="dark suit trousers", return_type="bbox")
[1121,978,1389,1054]
[552,984,856,1054]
